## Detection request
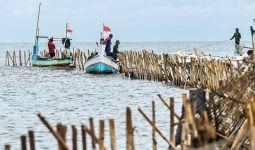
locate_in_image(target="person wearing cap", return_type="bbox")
[230,28,241,45]
[112,40,120,60]
[104,34,113,56]
[48,37,56,58]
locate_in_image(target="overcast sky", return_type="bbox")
[0,0,255,42]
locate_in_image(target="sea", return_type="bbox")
[0,41,251,149]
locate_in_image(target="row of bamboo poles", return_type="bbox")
[4,49,96,70]
[118,50,247,90]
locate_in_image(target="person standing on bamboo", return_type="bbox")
[230,28,241,45]
[104,34,113,56]
[48,37,56,58]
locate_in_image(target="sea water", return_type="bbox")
[0,41,251,149]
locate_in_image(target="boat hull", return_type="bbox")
[32,58,72,67]
[84,55,119,74]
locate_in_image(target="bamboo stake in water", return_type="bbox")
[21,135,27,150]
[19,50,22,66]
[81,125,87,150]
[4,145,10,150]
[170,98,175,144]
[126,107,135,150]
[109,119,116,150]
[57,123,67,150]
[99,120,105,150]
[89,118,96,149]
[28,131,36,150]
[152,101,156,150]
[24,51,27,66]
[72,125,78,150]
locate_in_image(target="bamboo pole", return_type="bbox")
[109,119,116,150]
[138,108,176,149]
[28,131,36,150]
[7,51,10,66]
[37,114,69,150]
[126,107,135,150]
[85,127,108,150]
[89,118,96,149]
[19,50,22,66]
[57,123,67,150]
[72,125,78,150]
[152,101,156,150]
[99,120,105,150]
[170,98,175,144]
[21,135,27,150]
[81,125,87,150]
[24,50,27,66]
[3,145,10,150]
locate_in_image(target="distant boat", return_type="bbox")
[84,44,119,74]
[32,3,73,67]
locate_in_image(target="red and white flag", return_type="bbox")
[103,25,111,39]
[66,27,73,33]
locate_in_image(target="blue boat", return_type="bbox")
[84,45,119,74]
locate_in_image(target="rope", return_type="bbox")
[186,40,230,52]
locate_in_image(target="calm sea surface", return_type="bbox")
[0,41,251,149]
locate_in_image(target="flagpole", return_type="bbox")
[66,23,68,39]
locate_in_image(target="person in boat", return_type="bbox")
[62,38,71,57]
[104,34,113,56]
[48,37,56,58]
[112,40,120,60]
[230,28,241,45]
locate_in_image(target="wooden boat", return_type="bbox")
[32,3,73,67]
[84,44,119,74]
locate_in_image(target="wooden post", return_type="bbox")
[126,107,135,150]
[4,145,10,150]
[19,50,22,66]
[13,51,16,66]
[89,118,96,149]
[152,101,156,150]
[7,51,10,66]
[57,123,67,150]
[81,125,87,150]
[28,130,36,150]
[99,120,105,150]
[170,98,175,144]
[37,114,69,150]
[109,119,116,150]
[72,125,78,150]
[21,135,27,150]
[24,50,27,66]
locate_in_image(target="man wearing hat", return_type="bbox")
[48,37,56,58]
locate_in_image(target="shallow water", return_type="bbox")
[0,41,251,149]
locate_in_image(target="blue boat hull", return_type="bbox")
[86,63,118,74]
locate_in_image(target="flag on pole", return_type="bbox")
[103,25,111,39]
[66,26,73,33]
[66,26,73,38]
